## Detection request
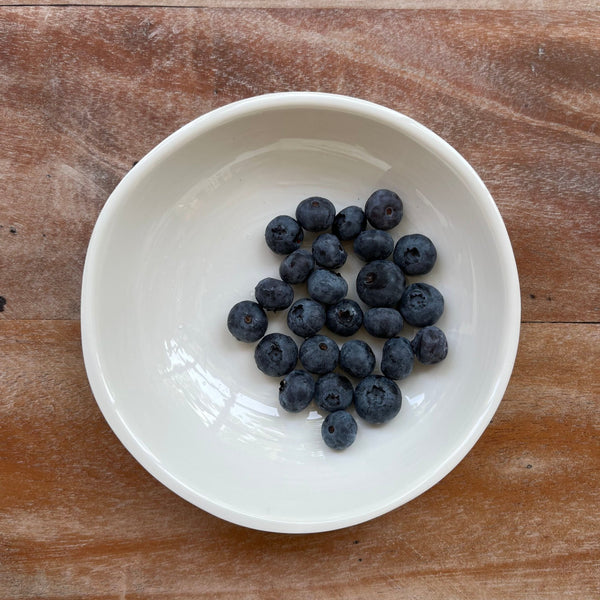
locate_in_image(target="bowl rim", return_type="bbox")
[81,91,521,533]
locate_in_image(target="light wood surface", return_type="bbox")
[1,4,599,599]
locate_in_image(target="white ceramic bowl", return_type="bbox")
[81,92,520,533]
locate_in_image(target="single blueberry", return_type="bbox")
[255,277,294,311]
[299,334,339,375]
[265,215,304,255]
[354,375,402,424]
[227,300,268,343]
[393,233,437,275]
[296,196,336,232]
[364,189,403,230]
[287,298,326,338]
[363,307,403,338]
[399,282,444,327]
[254,333,298,377]
[381,337,414,380]
[321,410,358,450]
[307,269,348,305]
[411,326,448,365]
[332,205,367,241]
[312,233,347,269]
[279,370,315,413]
[314,373,354,412]
[339,340,376,379]
[353,229,394,262]
[356,260,406,307]
[325,299,364,337]
[279,249,315,284]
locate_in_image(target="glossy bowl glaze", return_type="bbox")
[81,92,520,533]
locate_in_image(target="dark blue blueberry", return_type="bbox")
[364,189,403,230]
[307,269,348,305]
[363,307,403,338]
[321,410,357,450]
[356,260,406,308]
[354,375,402,424]
[315,372,354,412]
[265,215,304,255]
[381,337,414,380]
[399,282,444,327]
[287,298,326,338]
[254,333,298,377]
[353,229,394,262]
[227,300,268,343]
[393,233,437,275]
[279,370,315,413]
[325,299,364,337]
[296,196,336,232]
[332,205,367,241]
[411,326,448,365]
[339,340,376,379]
[254,277,294,311]
[279,249,315,284]
[299,334,339,375]
[312,233,347,269]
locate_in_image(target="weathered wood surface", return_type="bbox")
[1,320,598,598]
[1,5,599,599]
[1,1,599,9]
[1,8,599,322]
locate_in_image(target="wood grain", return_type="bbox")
[1,5,599,599]
[1,1,599,9]
[1,8,599,322]
[0,320,598,598]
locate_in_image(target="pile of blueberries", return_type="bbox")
[227,189,448,451]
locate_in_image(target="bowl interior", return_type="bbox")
[82,94,520,533]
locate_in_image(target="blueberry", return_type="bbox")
[321,410,358,450]
[325,299,364,337]
[254,277,294,311]
[411,326,448,365]
[312,233,347,269]
[279,249,315,284]
[332,205,367,241]
[363,307,403,338]
[399,282,444,327]
[353,229,394,262]
[314,373,354,412]
[365,189,403,230]
[307,269,348,305]
[339,340,376,379]
[279,370,315,413]
[354,375,402,424]
[254,333,298,377]
[227,300,268,343]
[381,337,414,380]
[356,260,406,308]
[299,334,339,375]
[296,196,336,232]
[265,215,304,255]
[287,298,326,338]
[393,233,437,275]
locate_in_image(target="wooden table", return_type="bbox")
[2,1,599,597]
